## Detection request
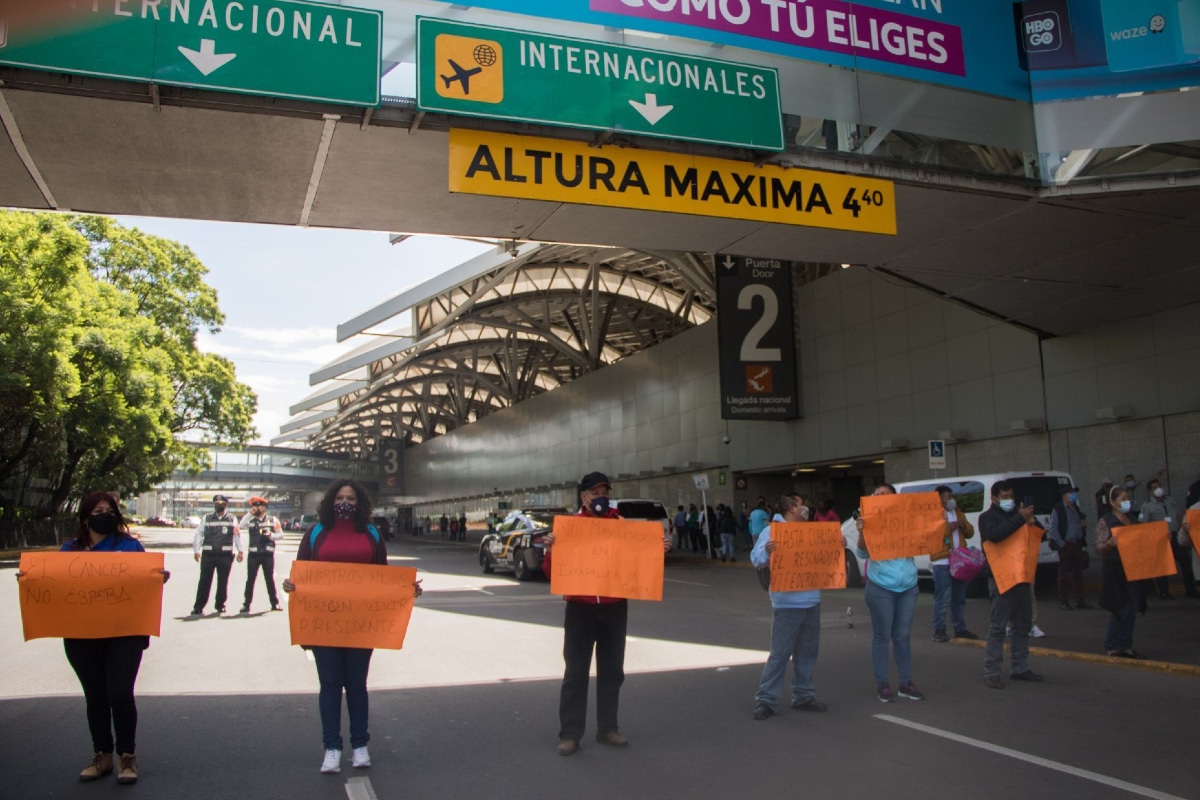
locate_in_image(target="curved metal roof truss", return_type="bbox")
[306,245,716,457]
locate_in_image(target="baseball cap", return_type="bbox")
[579,472,611,493]
[249,495,268,505]
[213,494,229,503]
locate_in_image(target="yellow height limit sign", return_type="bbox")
[448,129,896,235]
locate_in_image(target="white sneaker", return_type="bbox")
[352,746,371,769]
[1031,625,1046,638]
[320,749,342,774]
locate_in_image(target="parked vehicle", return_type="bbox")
[183,515,202,528]
[611,499,671,539]
[478,507,568,581]
[371,516,394,541]
[143,516,176,527]
[842,471,1075,590]
[296,514,318,532]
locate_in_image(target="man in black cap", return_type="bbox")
[541,471,672,756]
[191,494,243,616]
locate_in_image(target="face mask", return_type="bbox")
[999,499,1015,512]
[88,513,118,537]
[1068,493,1078,504]
[946,499,957,511]
[334,501,356,519]
[1153,488,1164,498]
[1118,500,1132,513]
[587,496,610,516]
[1125,481,1136,489]
[214,505,226,514]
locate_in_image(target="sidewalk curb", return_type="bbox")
[949,637,1200,677]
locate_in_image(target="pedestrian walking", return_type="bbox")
[191,494,242,616]
[282,479,423,774]
[239,496,282,613]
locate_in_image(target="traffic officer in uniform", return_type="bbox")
[240,495,282,614]
[191,494,243,615]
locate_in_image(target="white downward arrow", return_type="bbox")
[178,39,237,77]
[629,93,674,125]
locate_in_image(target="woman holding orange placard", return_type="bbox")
[282,479,422,775]
[18,492,171,785]
[855,484,924,703]
[1094,486,1147,659]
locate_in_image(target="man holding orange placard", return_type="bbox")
[980,480,1044,689]
[542,471,671,757]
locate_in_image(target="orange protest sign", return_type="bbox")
[768,522,846,592]
[548,516,665,601]
[18,551,164,641]
[1112,522,1177,582]
[1186,510,1200,555]
[860,492,945,561]
[981,524,1042,594]
[289,562,417,650]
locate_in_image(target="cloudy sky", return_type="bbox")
[117,215,492,445]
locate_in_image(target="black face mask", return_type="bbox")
[89,513,119,537]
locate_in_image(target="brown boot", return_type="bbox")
[116,753,138,785]
[79,752,113,781]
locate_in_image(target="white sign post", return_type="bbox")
[928,439,947,472]
[692,474,712,557]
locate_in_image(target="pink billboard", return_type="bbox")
[590,0,966,77]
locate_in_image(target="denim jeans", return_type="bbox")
[719,533,736,559]
[754,605,821,707]
[984,580,1032,677]
[931,564,967,634]
[311,646,373,750]
[1105,580,1142,652]
[864,580,918,686]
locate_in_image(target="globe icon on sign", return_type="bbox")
[473,44,498,68]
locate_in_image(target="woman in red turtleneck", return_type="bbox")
[283,479,421,775]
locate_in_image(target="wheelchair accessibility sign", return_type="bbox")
[928,440,947,470]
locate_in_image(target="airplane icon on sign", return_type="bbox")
[441,59,483,95]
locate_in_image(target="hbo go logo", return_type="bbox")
[1022,11,1061,52]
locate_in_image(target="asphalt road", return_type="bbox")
[1,530,1197,800]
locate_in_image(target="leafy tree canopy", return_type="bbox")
[0,211,258,514]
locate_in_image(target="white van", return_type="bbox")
[842,471,1076,583]
[612,499,671,539]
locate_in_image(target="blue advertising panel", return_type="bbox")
[1020,0,1200,100]
[427,1,1200,102]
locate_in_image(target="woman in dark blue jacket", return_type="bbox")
[46,492,169,785]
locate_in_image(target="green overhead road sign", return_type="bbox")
[416,17,784,152]
[0,0,381,106]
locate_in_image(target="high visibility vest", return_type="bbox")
[201,513,236,552]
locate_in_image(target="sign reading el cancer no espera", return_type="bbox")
[18,552,165,640]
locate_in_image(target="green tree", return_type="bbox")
[0,211,258,513]
[0,212,86,491]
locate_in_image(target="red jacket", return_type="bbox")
[543,507,624,605]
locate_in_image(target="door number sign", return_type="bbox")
[716,254,798,420]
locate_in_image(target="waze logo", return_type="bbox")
[1149,14,1166,34]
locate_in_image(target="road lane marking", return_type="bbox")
[345,776,378,800]
[664,578,712,587]
[876,715,1186,800]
